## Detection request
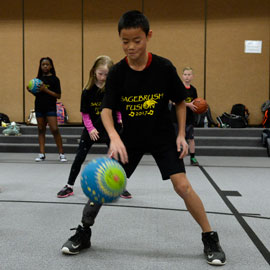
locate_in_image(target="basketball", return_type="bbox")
[80,157,127,203]
[28,78,43,94]
[193,98,208,114]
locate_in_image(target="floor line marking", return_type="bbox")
[0,199,269,220]
[200,166,270,265]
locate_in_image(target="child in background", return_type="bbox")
[27,57,67,162]
[182,67,199,166]
[60,11,226,266]
[57,55,131,199]
[169,67,199,166]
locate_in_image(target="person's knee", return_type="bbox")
[37,126,46,135]
[171,175,192,197]
[175,182,191,197]
[50,127,60,136]
[73,154,87,166]
[75,144,91,161]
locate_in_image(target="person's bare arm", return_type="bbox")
[39,84,61,99]
[175,100,189,159]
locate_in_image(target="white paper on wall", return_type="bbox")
[244,40,262,54]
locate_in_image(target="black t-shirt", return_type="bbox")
[80,85,104,124]
[81,84,118,132]
[102,54,186,149]
[185,85,198,125]
[35,75,61,112]
[170,85,198,125]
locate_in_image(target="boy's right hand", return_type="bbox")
[108,135,128,164]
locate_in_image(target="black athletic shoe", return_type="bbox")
[57,185,74,198]
[120,189,132,199]
[202,231,226,265]
[190,157,199,166]
[61,225,91,255]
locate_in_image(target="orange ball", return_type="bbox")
[193,98,208,114]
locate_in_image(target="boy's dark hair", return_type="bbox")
[118,10,149,36]
[37,57,56,78]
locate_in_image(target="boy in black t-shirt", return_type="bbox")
[169,67,200,166]
[182,67,199,166]
[61,10,226,266]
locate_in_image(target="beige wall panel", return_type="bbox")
[0,0,23,122]
[24,0,82,122]
[207,0,270,125]
[83,0,142,87]
[2,1,269,125]
[144,0,205,98]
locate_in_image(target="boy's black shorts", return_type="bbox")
[121,145,186,180]
[185,124,194,140]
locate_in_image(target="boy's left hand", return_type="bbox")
[188,101,198,112]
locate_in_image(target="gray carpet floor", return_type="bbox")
[0,153,269,270]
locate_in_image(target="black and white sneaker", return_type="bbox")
[61,225,91,255]
[59,153,67,162]
[202,231,226,265]
[35,153,45,162]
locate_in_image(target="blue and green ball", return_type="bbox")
[81,157,127,203]
[28,78,43,94]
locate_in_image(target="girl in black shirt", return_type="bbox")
[57,56,131,199]
[27,57,67,162]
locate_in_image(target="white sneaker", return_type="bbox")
[35,153,45,162]
[59,154,67,162]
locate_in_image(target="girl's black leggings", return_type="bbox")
[67,127,109,186]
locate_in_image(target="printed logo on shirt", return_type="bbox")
[91,102,102,107]
[185,97,193,103]
[91,102,102,115]
[121,93,164,118]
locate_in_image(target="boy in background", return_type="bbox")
[182,67,199,166]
